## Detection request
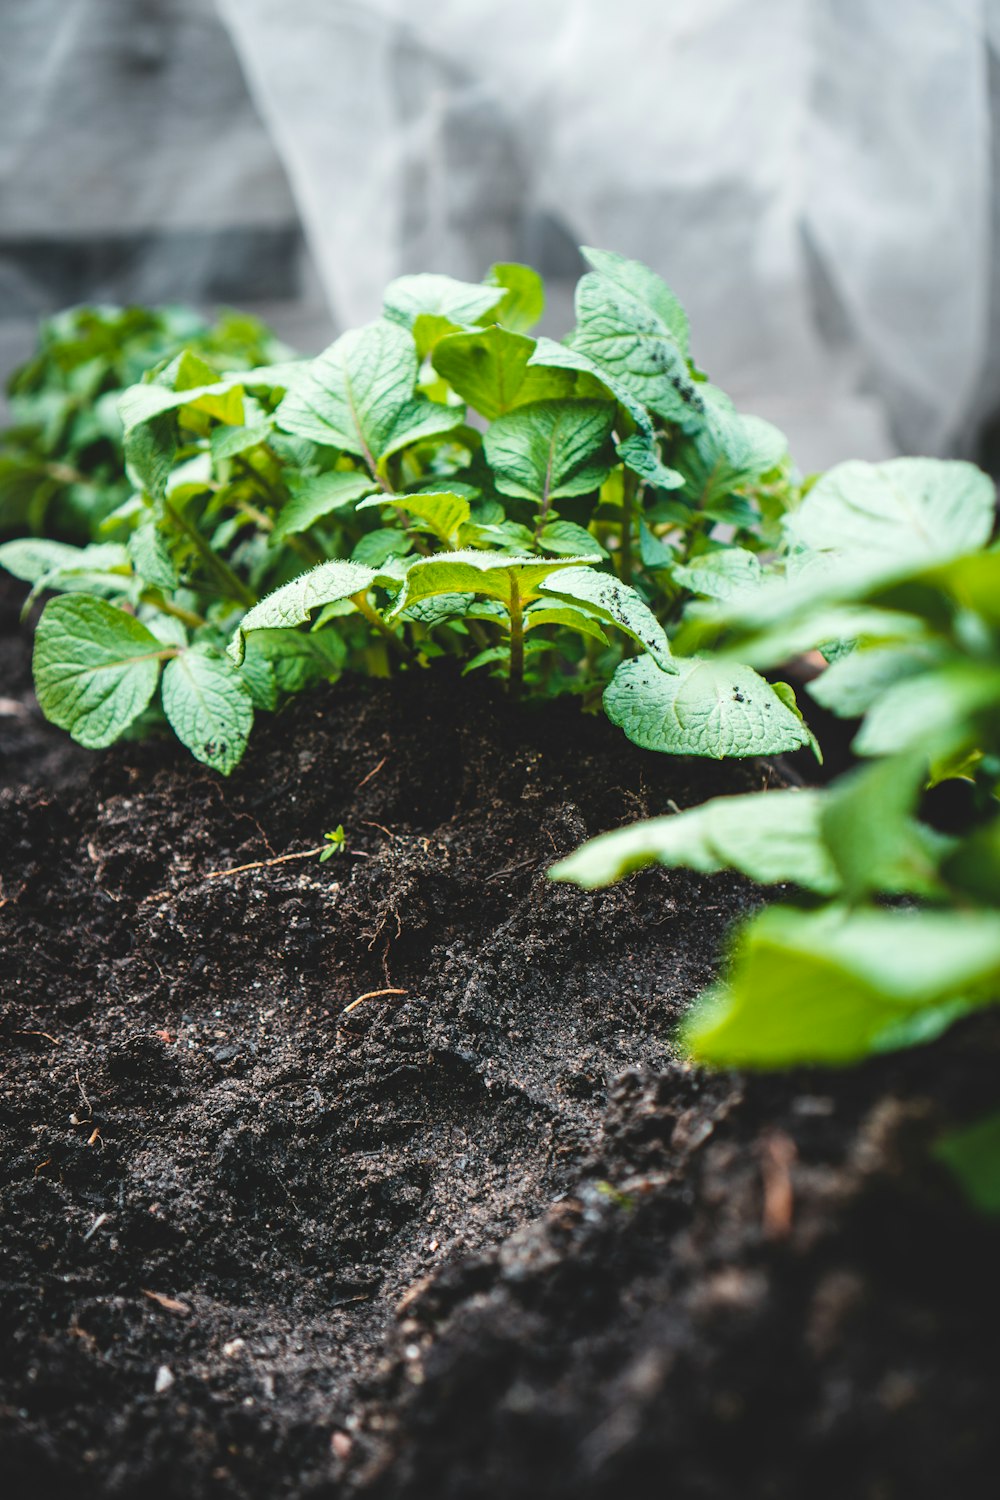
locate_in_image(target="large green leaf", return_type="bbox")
[550,788,838,892]
[684,906,1000,1066]
[432,327,574,420]
[383,273,503,330]
[161,645,253,775]
[807,642,940,718]
[785,457,995,564]
[483,398,615,506]
[820,753,950,899]
[572,248,702,428]
[356,490,470,547]
[228,559,376,664]
[272,471,376,539]
[853,663,1000,758]
[540,565,673,668]
[275,320,464,474]
[389,550,602,616]
[33,595,165,747]
[605,655,813,758]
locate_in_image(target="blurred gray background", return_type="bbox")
[2,0,998,473]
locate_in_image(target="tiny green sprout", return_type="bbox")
[319,826,346,861]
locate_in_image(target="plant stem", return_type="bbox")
[350,590,413,659]
[507,571,524,699]
[163,497,256,609]
[620,469,637,586]
[141,592,207,630]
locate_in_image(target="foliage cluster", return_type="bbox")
[554,465,1000,1210]
[1,252,818,774]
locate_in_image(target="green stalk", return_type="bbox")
[163,497,256,609]
[619,468,637,586]
[140,592,207,630]
[507,571,524,699]
[350,590,413,660]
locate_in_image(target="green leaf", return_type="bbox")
[210,420,274,462]
[604,655,813,758]
[356,490,471,547]
[483,398,615,505]
[523,603,609,645]
[853,664,1000,758]
[820,753,950,899]
[161,645,253,775]
[671,388,786,515]
[33,595,165,748]
[672,548,763,602]
[228,560,376,664]
[484,262,545,333]
[935,1112,1000,1214]
[537,520,608,558]
[432,327,573,419]
[351,529,414,567]
[275,320,464,474]
[127,516,177,591]
[383,273,503,331]
[572,248,702,427]
[550,788,838,893]
[807,643,939,718]
[242,626,346,696]
[684,906,1000,1066]
[527,337,656,438]
[616,432,685,490]
[540,565,673,668]
[389,549,602,616]
[0,538,84,584]
[785,457,995,564]
[272,471,377,539]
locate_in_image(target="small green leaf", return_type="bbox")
[538,520,607,558]
[786,457,995,564]
[853,664,1000,759]
[821,753,950,899]
[0,538,84,584]
[484,262,545,333]
[242,626,346,695]
[128,516,177,590]
[389,549,601,616]
[672,389,787,513]
[523,604,609,645]
[935,1112,1000,1214]
[617,432,684,490]
[540,566,673,668]
[210,420,274,462]
[356,490,471,547]
[684,906,1000,1066]
[550,789,838,893]
[383,273,503,331]
[161,645,253,774]
[605,655,813,758]
[484,398,615,507]
[672,548,763,602]
[33,595,165,748]
[273,471,377,539]
[228,560,376,663]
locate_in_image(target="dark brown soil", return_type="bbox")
[1,629,999,1499]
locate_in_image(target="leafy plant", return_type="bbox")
[553,464,1000,1208]
[0,304,287,542]
[2,251,816,772]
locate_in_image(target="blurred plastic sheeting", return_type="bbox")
[218,0,1000,471]
[0,0,323,375]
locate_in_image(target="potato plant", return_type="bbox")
[1,251,818,773]
[553,458,1000,1209]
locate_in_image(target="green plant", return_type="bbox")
[552,460,1000,1207]
[2,251,818,773]
[319,825,347,860]
[0,304,287,542]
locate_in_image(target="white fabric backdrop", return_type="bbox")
[218,0,1000,471]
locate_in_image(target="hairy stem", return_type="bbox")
[507,572,524,699]
[163,497,256,609]
[350,590,413,659]
[619,468,637,586]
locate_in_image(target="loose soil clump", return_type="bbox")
[1,651,998,1499]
